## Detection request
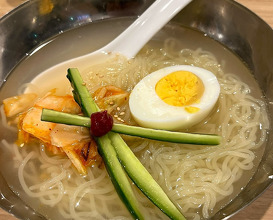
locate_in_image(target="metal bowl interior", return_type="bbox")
[0,0,272,219]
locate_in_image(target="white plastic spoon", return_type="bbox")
[28,0,192,92]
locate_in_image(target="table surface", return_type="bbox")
[0,0,272,219]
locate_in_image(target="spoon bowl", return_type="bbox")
[27,0,191,92]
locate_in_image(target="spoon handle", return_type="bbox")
[102,0,192,59]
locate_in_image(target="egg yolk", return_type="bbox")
[155,71,204,112]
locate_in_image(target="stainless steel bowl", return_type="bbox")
[0,0,272,219]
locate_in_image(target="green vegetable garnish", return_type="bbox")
[41,108,221,145]
[65,68,186,220]
[66,68,145,220]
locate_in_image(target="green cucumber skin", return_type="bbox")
[108,132,186,220]
[41,109,220,146]
[113,124,221,145]
[96,135,144,220]
[66,68,145,220]
[41,109,91,127]
[67,68,99,115]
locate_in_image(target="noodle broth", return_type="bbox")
[0,18,269,219]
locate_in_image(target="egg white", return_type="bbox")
[129,65,220,130]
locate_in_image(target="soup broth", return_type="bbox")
[0,18,269,219]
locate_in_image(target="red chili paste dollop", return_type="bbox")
[90,110,113,137]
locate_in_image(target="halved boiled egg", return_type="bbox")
[129,65,220,130]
